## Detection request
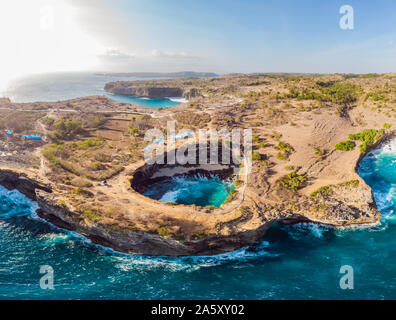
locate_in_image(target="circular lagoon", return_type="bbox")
[131,143,240,208]
[143,174,234,207]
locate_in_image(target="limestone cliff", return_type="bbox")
[104,82,183,98]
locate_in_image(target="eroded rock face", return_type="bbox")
[104,82,183,98]
[183,88,201,99]
[262,181,381,227]
[35,189,272,256]
[0,168,269,256]
[131,143,239,194]
[35,189,194,256]
[0,169,51,199]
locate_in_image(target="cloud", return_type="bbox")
[94,48,205,72]
[151,49,198,60]
[65,1,206,72]
[66,0,139,52]
[99,48,135,61]
[95,48,135,71]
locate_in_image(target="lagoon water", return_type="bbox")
[143,174,234,208]
[0,140,395,299]
[1,72,184,108]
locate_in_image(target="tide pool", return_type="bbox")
[143,174,234,207]
[104,93,184,109]
[0,140,395,299]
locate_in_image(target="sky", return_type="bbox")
[0,0,394,87]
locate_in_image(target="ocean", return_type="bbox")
[1,72,185,108]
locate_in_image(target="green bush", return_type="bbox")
[252,151,261,161]
[335,140,355,151]
[314,147,325,157]
[83,210,101,222]
[129,128,139,136]
[278,141,292,152]
[284,82,359,106]
[53,119,83,139]
[72,188,94,198]
[348,129,385,153]
[157,226,171,238]
[279,172,307,190]
[342,180,359,188]
[310,185,333,198]
[76,137,105,150]
[276,152,287,160]
[348,129,384,144]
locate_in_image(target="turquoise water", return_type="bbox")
[1,72,184,108]
[143,174,234,207]
[0,140,395,299]
[104,93,184,109]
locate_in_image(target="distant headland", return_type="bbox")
[96,71,218,78]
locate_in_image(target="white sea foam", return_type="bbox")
[109,240,278,273]
[0,186,38,218]
[166,97,189,103]
[38,233,71,246]
[335,221,382,233]
[373,185,395,216]
[377,138,396,155]
[286,222,332,240]
[159,189,180,202]
[26,209,279,272]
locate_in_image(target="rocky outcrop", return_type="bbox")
[35,190,194,256]
[0,169,51,199]
[183,88,201,99]
[104,82,183,98]
[35,189,272,256]
[0,168,270,256]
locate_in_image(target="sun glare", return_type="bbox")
[0,0,104,90]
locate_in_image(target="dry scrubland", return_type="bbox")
[0,73,395,255]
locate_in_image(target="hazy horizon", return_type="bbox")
[0,0,395,89]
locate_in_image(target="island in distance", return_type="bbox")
[96,71,218,78]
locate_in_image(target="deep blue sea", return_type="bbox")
[0,139,395,299]
[1,72,185,108]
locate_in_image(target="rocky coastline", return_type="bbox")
[0,150,383,256]
[0,168,273,256]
